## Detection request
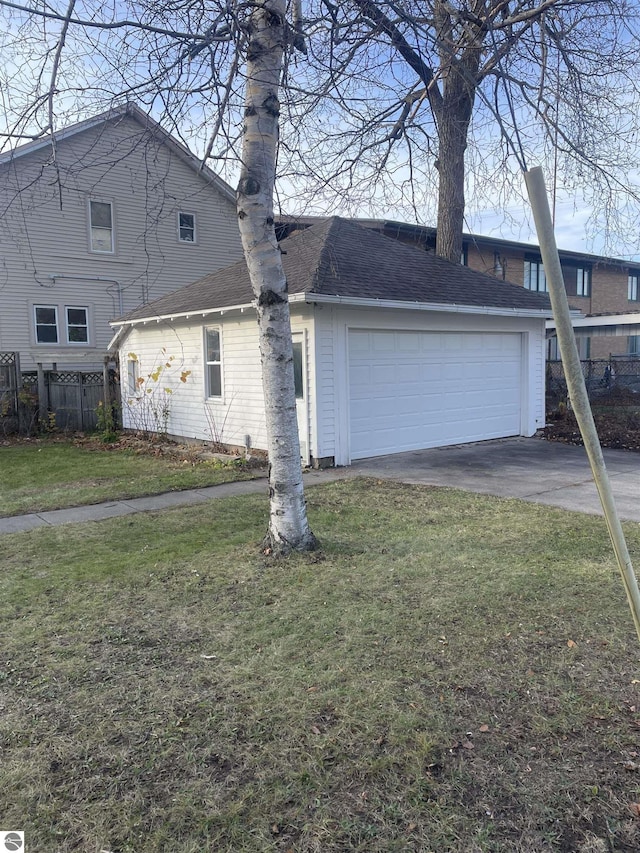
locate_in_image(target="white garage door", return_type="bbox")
[349,329,522,460]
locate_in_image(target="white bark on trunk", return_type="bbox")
[236,0,317,554]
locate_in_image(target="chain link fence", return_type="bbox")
[546,358,640,409]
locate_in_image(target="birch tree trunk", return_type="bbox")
[236,0,317,554]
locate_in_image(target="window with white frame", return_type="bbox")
[127,358,140,396]
[629,271,640,302]
[178,212,196,243]
[205,328,222,397]
[66,306,89,343]
[292,341,304,399]
[524,258,547,292]
[34,305,58,343]
[89,199,114,252]
[576,267,591,297]
[629,335,640,355]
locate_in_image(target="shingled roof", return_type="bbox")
[113,217,552,324]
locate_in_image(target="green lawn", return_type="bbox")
[1,479,639,852]
[0,439,263,516]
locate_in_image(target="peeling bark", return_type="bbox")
[237,0,317,555]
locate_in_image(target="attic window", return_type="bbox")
[179,212,196,243]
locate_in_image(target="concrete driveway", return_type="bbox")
[348,436,640,522]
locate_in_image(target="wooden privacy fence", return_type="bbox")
[1,352,119,434]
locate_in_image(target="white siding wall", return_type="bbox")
[119,307,316,454]
[313,305,547,465]
[119,303,545,464]
[0,115,243,369]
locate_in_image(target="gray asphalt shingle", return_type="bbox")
[114,217,552,323]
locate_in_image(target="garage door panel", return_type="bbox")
[349,329,522,460]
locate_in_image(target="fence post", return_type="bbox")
[78,371,85,431]
[14,352,24,433]
[37,363,48,429]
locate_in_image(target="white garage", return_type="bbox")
[112,217,552,467]
[348,329,523,460]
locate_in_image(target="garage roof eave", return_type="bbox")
[295,292,552,319]
[109,301,256,328]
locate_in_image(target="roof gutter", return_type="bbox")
[293,292,553,319]
[110,292,552,328]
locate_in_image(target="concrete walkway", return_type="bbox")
[0,469,347,535]
[1,437,639,535]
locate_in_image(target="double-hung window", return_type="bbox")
[66,307,89,343]
[34,305,89,345]
[524,257,547,292]
[205,328,222,397]
[629,271,640,302]
[629,335,640,356]
[576,267,591,297]
[89,200,114,252]
[34,305,58,343]
[178,212,196,243]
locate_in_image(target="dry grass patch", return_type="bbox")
[1,479,639,852]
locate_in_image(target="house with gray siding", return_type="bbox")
[0,103,243,370]
[111,218,552,466]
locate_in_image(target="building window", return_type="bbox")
[547,336,559,360]
[292,341,303,399]
[577,336,591,359]
[629,335,640,355]
[178,212,196,243]
[460,244,468,266]
[127,358,140,396]
[576,267,591,297]
[89,200,114,252]
[524,258,547,292]
[66,307,89,343]
[205,328,222,397]
[34,305,58,343]
[629,272,640,302]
